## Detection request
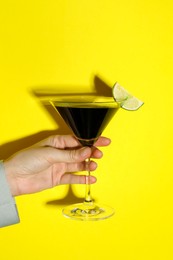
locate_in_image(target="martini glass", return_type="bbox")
[49,95,119,220]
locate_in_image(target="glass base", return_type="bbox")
[62,202,114,221]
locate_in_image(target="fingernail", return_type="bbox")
[106,138,111,144]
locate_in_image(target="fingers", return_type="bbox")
[53,159,97,185]
[59,174,97,185]
[94,136,111,147]
[90,137,111,159]
[64,160,98,173]
[36,135,111,149]
[36,135,111,164]
[44,143,107,164]
[44,146,92,164]
[36,135,81,149]
[90,147,103,159]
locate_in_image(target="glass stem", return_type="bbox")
[84,157,93,204]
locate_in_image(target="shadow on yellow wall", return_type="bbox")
[31,75,113,100]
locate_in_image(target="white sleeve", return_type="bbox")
[0,161,20,227]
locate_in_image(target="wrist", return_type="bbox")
[0,161,20,226]
[3,161,18,197]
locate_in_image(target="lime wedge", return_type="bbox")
[112,82,144,111]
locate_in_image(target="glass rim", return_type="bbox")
[40,94,119,107]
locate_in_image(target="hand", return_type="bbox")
[4,135,111,196]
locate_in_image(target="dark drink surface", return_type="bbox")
[55,106,118,146]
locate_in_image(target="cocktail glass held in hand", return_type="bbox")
[50,95,119,220]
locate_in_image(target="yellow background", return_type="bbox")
[0,0,173,259]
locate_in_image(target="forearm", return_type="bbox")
[0,161,20,227]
